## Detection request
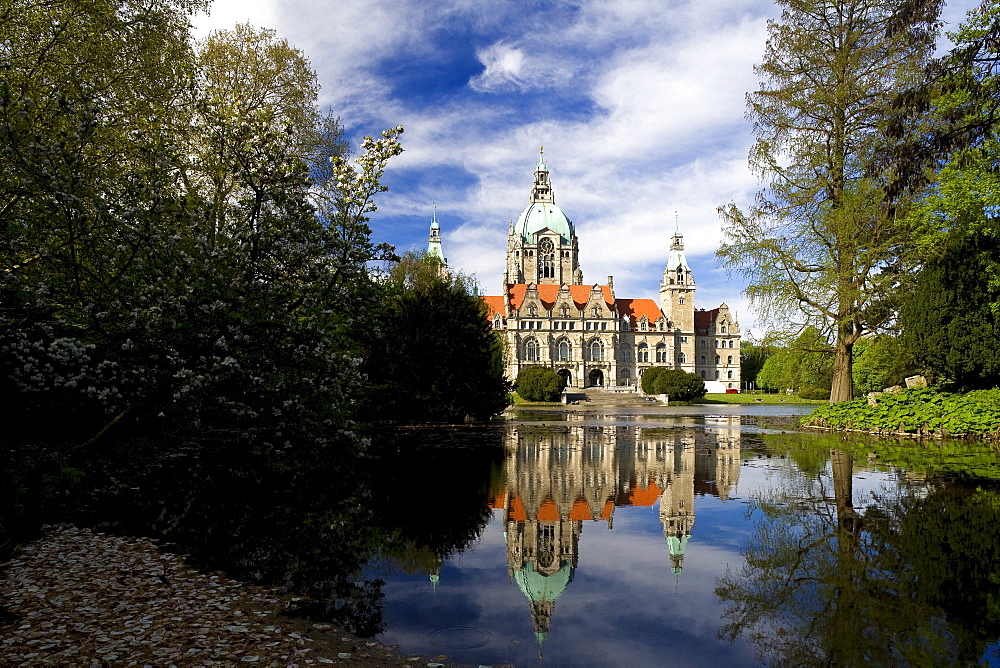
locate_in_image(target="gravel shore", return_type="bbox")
[0,525,448,666]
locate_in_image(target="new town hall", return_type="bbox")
[435,150,742,391]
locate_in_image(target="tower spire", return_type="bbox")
[530,146,553,203]
[426,204,447,267]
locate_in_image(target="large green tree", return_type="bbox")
[718,0,943,403]
[363,254,511,423]
[756,327,833,393]
[0,0,404,449]
[899,232,1000,389]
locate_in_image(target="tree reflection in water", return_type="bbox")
[77,427,505,638]
[716,432,1000,666]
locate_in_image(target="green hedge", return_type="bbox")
[803,388,1000,438]
[515,366,565,402]
[641,367,706,401]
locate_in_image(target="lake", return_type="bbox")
[75,404,1000,666]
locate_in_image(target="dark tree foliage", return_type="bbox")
[641,367,706,401]
[515,366,564,402]
[0,0,402,451]
[363,255,511,423]
[900,231,1000,390]
[740,341,775,388]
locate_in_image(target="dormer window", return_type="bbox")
[493,315,502,329]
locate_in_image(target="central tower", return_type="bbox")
[505,148,583,285]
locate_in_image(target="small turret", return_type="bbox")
[426,204,447,267]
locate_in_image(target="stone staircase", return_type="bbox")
[565,387,656,406]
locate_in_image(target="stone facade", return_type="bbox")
[479,150,742,391]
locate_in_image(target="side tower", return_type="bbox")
[506,148,583,286]
[426,205,447,269]
[658,225,695,332]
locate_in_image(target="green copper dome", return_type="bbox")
[514,202,575,245]
[513,560,573,604]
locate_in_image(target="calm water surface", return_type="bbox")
[367,405,1000,667]
[85,404,1000,667]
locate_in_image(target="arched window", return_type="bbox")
[727,370,734,379]
[493,315,502,329]
[699,355,706,364]
[621,317,630,331]
[620,344,632,363]
[727,355,733,365]
[729,339,735,348]
[677,352,686,363]
[721,325,727,334]
[540,238,555,279]
[590,340,603,361]
[700,370,706,379]
[527,303,537,316]
[715,355,721,364]
[715,370,720,379]
[525,338,540,362]
[637,343,649,363]
[639,317,648,332]
[557,339,572,361]
[700,339,706,348]
[655,343,667,363]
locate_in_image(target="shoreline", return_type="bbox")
[0,525,447,666]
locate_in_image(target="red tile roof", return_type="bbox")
[694,308,721,332]
[492,283,614,314]
[629,481,663,507]
[615,298,663,325]
[483,295,505,319]
[536,498,560,522]
[508,495,527,522]
[569,498,592,521]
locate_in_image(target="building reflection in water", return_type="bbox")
[492,418,742,643]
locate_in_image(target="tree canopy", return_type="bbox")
[0,0,417,450]
[718,0,943,403]
[361,254,511,423]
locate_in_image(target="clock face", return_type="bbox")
[540,238,554,253]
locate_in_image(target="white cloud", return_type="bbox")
[191,0,980,339]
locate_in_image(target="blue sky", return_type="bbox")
[194,0,977,337]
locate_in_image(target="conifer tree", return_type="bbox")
[718,0,943,403]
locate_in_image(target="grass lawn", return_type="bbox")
[699,393,827,405]
[509,392,561,406]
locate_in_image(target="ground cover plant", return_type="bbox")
[803,388,1000,438]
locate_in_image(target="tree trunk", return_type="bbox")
[830,335,854,403]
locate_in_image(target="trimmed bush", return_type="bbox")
[515,366,565,402]
[641,368,707,402]
[798,386,831,400]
